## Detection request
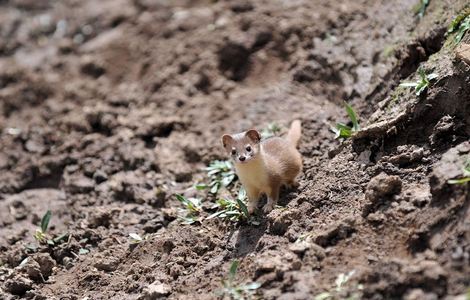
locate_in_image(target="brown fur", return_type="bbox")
[221,120,302,214]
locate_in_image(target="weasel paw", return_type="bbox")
[247,204,257,215]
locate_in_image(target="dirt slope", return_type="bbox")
[0,0,469,299]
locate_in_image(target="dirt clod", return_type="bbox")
[4,274,33,296]
[363,173,402,216]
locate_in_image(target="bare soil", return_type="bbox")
[0,0,469,299]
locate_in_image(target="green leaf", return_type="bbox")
[19,257,29,267]
[344,102,360,131]
[129,233,143,242]
[228,260,239,281]
[175,194,188,205]
[448,177,470,184]
[427,73,438,80]
[53,232,69,244]
[415,82,427,95]
[206,210,226,219]
[415,0,429,18]
[221,174,235,187]
[333,123,352,139]
[454,16,470,44]
[448,10,470,33]
[47,239,55,246]
[210,182,220,194]
[418,67,427,80]
[236,198,249,218]
[314,292,332,300]
[195,184,208,190]
[40,210,52,233]
[241,282,261,290]
[178,216,197,224]
[399,82,419,88]
[25,244,38,251]
[79,248,90,255]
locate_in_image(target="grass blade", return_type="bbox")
[236,198,249,218]
[344,102,360,131]
[175,194,187,205]
[41,210,52,233]
[228,260,239,282]
[448,177,470,184]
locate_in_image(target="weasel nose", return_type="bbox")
[239,156,246,162]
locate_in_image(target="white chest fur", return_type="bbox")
[234,156,269,191]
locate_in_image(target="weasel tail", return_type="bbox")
[286,120,301,148]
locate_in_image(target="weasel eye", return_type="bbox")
[246,146,252,152]
[231,149,236,155]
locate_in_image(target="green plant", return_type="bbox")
[175,194,202,224]
[196,160,236,194]
[129,233,147,244]
[448,158,470,185]
[314,271,363,300]
[207,187,251,222]
[331,102,361,139]
[218,260,261,300]
[448,9,470,45]
[413,0,429,18]
[78,248,90,255]
[261,123,281,139]
[399,68,438,96]
[33,210,68,246]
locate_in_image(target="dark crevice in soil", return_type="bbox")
[21,167,64,191]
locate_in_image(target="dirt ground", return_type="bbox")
[0,0,469,299]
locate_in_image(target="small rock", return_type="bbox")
[25,139,46,153]
[94,256,120,272]
[363,172,402,216]
[174,171,192,183]
[404,289,438,300]
[88,208,112,228]
[430,115,455,146]
[366,173,402,200]
[80,56,105,78]
[367,211,386,224]
[8,200,29,220]
[398,201,416,213]
[4,274,33,295]
[140,281,172,299]
[312,217,356,247]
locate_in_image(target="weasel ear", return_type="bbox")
[245,129,261,143]
[222,134,233,148]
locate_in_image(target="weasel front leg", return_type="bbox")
[245,185,260,215]
[263,184,280,213]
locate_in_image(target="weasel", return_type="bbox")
[221,120,302,214]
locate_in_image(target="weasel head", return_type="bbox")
[221,129,261,164]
